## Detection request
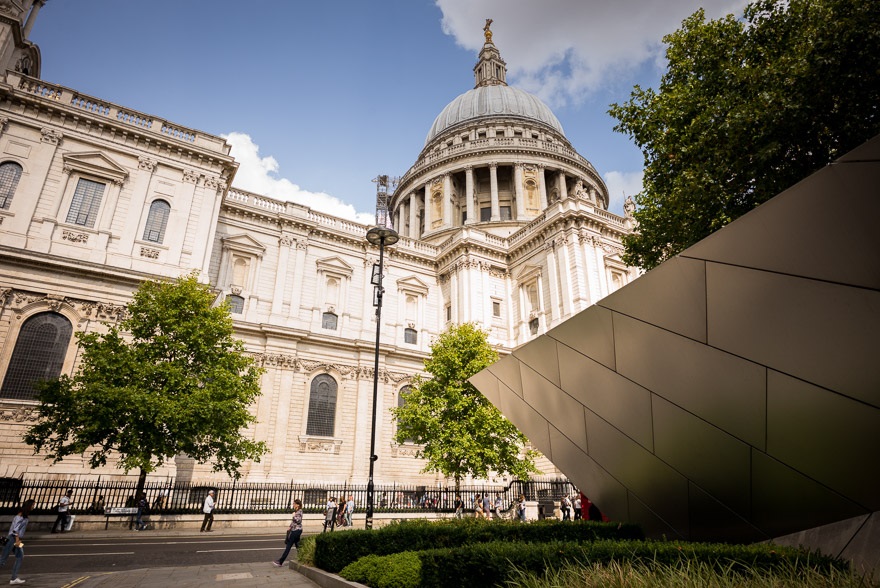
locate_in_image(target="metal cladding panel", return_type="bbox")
[750,449,868,538]
[585,410,690,536]
[653,396,751,517]
[496,375,552,454]
[839,512,880,576]
[599,256,708,343]
[707,263,880,408]
[467,136,880,555]
[767,370,880,511]
[547,305,616,370]
[687,483,767,544]
[520,364,587,449]
[512,334,561,388]
[627,492,684,540]
[682,162,880,291]
[487,354,523,398]
[557,343,653,451]
[470,368,501,406]
[614,314,767,449]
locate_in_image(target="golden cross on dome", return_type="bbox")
[484,18,493,43]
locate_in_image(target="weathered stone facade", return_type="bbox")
[0,12,637,486]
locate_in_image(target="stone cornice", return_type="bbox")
[251,352,415,384]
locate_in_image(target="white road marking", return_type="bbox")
[30,552,135,557]
[196,547,279,553]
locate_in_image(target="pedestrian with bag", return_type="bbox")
[51,490,73,533]
[200,490,216,532]
[135,493,150,531]
[517,494,527,522]
[272,499,303,567]
[0,499,35,584]
[453,494,463,519]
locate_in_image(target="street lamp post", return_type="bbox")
[364,226,399,530]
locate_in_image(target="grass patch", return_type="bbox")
[506,559,877,588]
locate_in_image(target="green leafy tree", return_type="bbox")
[391,322,539,492]
[24,273,267,496]
[610,0,880,270]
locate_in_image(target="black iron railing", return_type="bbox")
[0,476,575,516]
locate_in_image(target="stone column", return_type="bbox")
[289,240,308,320]
[558,172,568,200]
[489,163,500,221]
[23,0,45,38]
[272,234,294,316]
[465,166,475,225]
[443,173,453,228]
[408,192,418,238]
[514,163,525,219]
[538,166,548,209]
[423,183,432,233]
[545,241,560,323]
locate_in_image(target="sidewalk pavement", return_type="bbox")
[15,527,361,588]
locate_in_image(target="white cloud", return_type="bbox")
[603,170,643,216]
[222,132,375,225]
[436,0,748,107]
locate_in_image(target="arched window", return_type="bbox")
[0,162,23,210]
[322,312,338,330]
[404,328,417,344]
[142,199,171,243]
[226,294,244,314]
[306,374,337,437]
[0,312,72,400]
[397,385,414,443]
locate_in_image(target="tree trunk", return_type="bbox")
[136,468,147,501]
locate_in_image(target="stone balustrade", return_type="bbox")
[10,72,229,154]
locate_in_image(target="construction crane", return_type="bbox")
[372,174,400,228]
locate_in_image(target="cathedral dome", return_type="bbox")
[425,85,564,146]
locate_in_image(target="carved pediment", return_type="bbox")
[396,275,429,296]
[221,233,265,256]
[63,151,128,184]
[316,256,353,277]
[515,264,542,282]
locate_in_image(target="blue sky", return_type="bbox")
[31,0,746,221]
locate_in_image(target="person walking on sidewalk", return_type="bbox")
[344,495,354,527]
[200,490,216,532]
[135,492,150,531]
[51,489,73,533]
[272,499,303,567]
[0,499,35,585]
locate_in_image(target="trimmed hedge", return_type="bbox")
[340,539,848,588]
[314,518,644,573]
[339,552,421,588]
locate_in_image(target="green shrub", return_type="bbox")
[313,518,643,573]
[339,552,421,588]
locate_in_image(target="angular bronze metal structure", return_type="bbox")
[471,136,880,573]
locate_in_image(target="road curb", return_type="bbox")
[292,562,368,588]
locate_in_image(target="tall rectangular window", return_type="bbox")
[480,207,491,222]
[66,179,106,228]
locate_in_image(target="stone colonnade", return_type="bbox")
[393,162,601,239]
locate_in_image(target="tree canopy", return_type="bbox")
[24,273,267,488]
[391,323,538,489]
[609,0,880,270]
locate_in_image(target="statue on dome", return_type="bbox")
[484,19,493,43]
